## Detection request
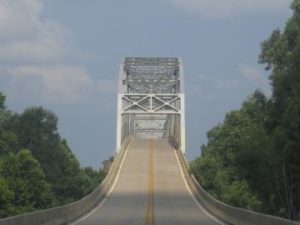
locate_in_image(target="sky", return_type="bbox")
[0,0,293,168]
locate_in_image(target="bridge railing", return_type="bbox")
[0,137,133,225]
[175,149,300,225]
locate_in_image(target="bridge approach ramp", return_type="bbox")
[72,138,224,225]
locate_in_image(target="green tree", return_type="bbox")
[81,167,106,195]
[0,175,14,217]
[0,130,18,156]
[5,107,83,203]
[0,92,5,110]
[1,150,55,215]
[0,92,107,216]
[193,0,300,220]
[258,0,300,219]
[191,94,265,211]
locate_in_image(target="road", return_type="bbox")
[72,139,225,225]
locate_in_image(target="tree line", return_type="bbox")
[0,93,105,218]
[191,0,300,221]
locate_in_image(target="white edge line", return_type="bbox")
[71,142,131,225]
[173,149,226,225]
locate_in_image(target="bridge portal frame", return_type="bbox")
[116,57,185,154]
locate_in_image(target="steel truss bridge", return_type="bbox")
[1,58,298,225]
[116,57,185,153]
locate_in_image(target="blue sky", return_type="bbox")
[0,0,293,168]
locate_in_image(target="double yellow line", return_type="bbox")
[145,139,155,225]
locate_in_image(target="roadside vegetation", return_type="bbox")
[0,93,105,218]
[191,0,300,220]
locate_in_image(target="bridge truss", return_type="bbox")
[116,57,185,153]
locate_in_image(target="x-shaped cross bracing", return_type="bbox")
[121,94,181,114]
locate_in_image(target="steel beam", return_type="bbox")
[116,57,185,153]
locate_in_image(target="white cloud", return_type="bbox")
[0,0,70,63]
[166,0,292,18]
[0,1,111,106]
[3,66,116,105]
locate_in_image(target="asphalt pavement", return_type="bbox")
[72,138,225,225]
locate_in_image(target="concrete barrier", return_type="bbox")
[0,137,132,225]
[175,149,300,225]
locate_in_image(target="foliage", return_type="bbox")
[191,92,265,211]
[81,167,106,195]
[0,93,5,110]
[192,0,300,220]
[1,150,55,215]
[0,93,106,218]
[0,175,14,217]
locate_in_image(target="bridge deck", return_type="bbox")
[72,139,225,225]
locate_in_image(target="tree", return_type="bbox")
[0,92,107,216]
[193,1,300,220]
[5,107,80,202]
[1,150,55,216]
[191,94,265,211]
[81,167,105,194]
[0,175,14,217]
[0,130,18,156]
[258,0,300,219]
[0,92,5,110]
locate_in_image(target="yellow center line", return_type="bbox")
[145,139,155,225]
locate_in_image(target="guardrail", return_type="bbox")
[175,149,300,225]
[0,137,132,225]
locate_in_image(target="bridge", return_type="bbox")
[116,57,185,153]
[1,57,299,225]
